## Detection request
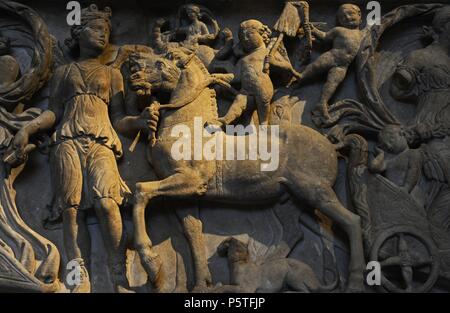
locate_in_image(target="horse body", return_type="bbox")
[130,51,364,292]
[150,84,338,202]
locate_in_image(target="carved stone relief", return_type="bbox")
[0,0,448,293]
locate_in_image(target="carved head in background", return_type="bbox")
[432,6,450,44]
[217,237,250,264]
[184,4,202,22]
[65,4,112,56]
[337,4,362,29]
[0,35,11,56]
[390,7,450,102]
[0,33,19,88]
[238,19,271,53]
[377,124,408,154]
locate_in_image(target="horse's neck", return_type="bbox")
[161,63,218,126]
[170,58,209,100]
[162,87,218,128]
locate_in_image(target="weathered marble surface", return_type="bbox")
[0,0,448,293]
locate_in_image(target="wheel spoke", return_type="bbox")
[413,258,432,267]
[398,233,408,254]
[380,256,402,267]
[401,265,414,292]
[410,251,433,267]
[374,230,438,293]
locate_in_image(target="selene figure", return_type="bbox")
[9,5,146,293]
[177,4,211,45]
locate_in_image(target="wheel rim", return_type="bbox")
[370,226,439,293]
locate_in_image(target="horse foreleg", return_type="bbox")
[134,169,210,292]
[175,205,213,292]
[133,182,164,291]
[282,174,365,292]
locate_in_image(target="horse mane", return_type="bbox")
[184,52,210,78]
[161,49,216,110]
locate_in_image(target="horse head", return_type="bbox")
[128,47,212,106]
[128,51,181,97]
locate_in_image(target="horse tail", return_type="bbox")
[313,247,340,292]
[339,134,372,250]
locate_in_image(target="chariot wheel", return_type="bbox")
[370,226,439,293]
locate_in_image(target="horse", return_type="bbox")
[125,49,365,292]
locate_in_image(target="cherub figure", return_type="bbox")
[295,4,364,124]
[208,19,298,128]
[369,125,423,194]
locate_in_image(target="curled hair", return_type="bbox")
[184,4,201,15]
[65,4,112,54]
[259,24,272,45]
[240,19,272,45]
[338,3,361,15]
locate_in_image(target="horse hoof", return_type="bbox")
[204,121,223,134]
[345,286,365,293]
[345,279,365,293]
[70,262,91,293]
[136,244,163,284]
[115,285,136,293]
[183,216,203,236]
[191,284,211,293]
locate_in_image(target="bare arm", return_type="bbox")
[110,68,149,138]
[20,111,57,137]
[200,22,209,35]
[197,22,217,45]
[11,66,65,152]
[368,148,387,173]
[312,26,335,43]
[215,29,234,60]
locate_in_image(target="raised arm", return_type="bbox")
[200,22,209,35]
[368,147,387,174]
[311,26,334,43]
[214,28,234,60]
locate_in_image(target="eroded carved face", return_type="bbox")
[432,7,450,35]
[239,20,265,52]
[338,4,362,29]
[185,6,200,22]
[0,37,10,55]
[217,238,249,263]
[378,125,408,154]
[128,53,181,96]
[78,19,110,53]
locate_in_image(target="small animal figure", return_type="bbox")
[213,237,339,293]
